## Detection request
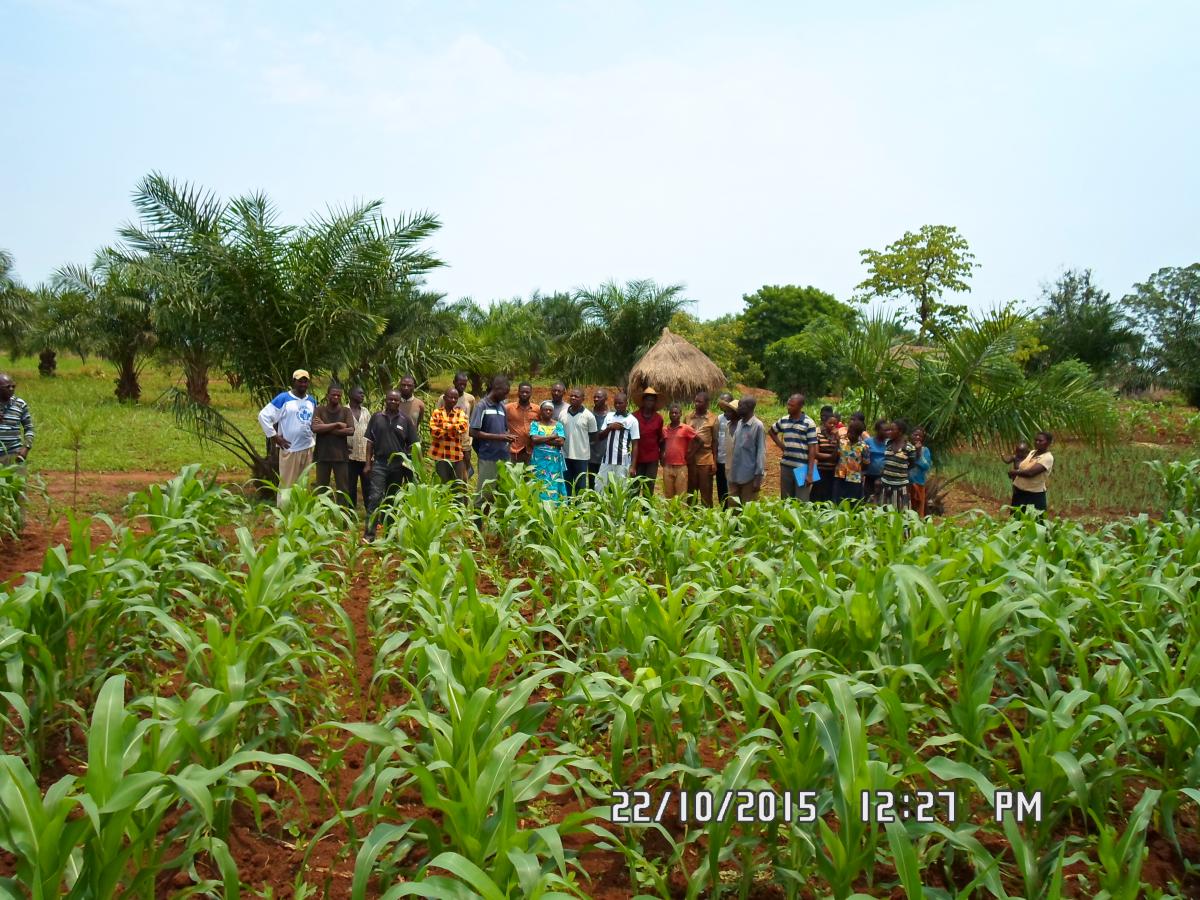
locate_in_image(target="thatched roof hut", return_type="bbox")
[627,327,727,407]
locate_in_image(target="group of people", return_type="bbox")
[254,369,1055,539]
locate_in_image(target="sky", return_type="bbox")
[2,0,1197,319]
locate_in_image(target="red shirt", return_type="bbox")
[662,423,698,466]
[634,410,664,463]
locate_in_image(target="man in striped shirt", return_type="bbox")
[596,391,640,490]
[769,392,818,501]
[0,374,34,464]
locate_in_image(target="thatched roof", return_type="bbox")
[627,327,727,407]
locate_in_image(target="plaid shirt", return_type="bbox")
[429,406,468,461]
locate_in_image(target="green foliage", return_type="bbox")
[567,279,691,385]
[737,284,856,367]
[119,172,445,405]
[1146,457,1200,517]
[856,224,978,336]
[815,309,1117,450]
[1033,269,1141,380]
[762,318,846,398]
[0,464,27,540]
[668,311,761,387]
[51,252,157,402]
[1123,263,1200,405]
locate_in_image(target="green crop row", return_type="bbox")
[2,465,1199,897]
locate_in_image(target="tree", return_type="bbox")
[0,249,31,356]
[456,298,549,393]
[814,309,1116,451]
[1033,269,1141,378]
[762,318,847,399]
[52,252,157,401]
[1124,264,1200,406]
[856,225,978,337]
[568,280,691,386]
[118,172,444,405]
[737,284,856,365]
[668,311,761,387]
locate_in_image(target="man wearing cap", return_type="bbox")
[632,388,664,496]
[727,396,766,508]
[258,369,318,489]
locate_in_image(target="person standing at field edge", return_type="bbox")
[727,397,766,507]
[909,427,933,515]
[454,372,476,478]
[395,375,426,430]
[346,386,372,510]
[560,388,597,496]
[662,402,698,499]
[258,369,317,489]
[311,385,355,506]
[505,382,539,466]
[362,389,420,542]
[715,391,736,505]
[587,389,612,490]
[686,391,719,506]
[0,373,35,465]
[632,388,664,495]
[429,387,469,485]
[1009,431,1054,512]
[769,393,818,501]
[470,375,514,509]
[596,391,640,490]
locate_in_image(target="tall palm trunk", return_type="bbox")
[182,351,211,405]
[114,355,141,402]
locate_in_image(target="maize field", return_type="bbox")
[1,464,1199,898]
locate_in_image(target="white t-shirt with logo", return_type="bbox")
[258,391,317,453]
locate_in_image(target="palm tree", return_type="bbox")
[52,252,156,401]
[821,309,1116,451]
[568,279,691,386]
[120,172,445,405]
[0,249,31,356]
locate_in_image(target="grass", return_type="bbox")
[1,354,257,473]
[944,442,1196,518]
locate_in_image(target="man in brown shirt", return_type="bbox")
[395,375,426,430]
[686,390,719,506]
[311,385,355,507]
[505,381,539,465]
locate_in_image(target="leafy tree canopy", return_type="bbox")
[668,311,762,388]
[1031,268,1141,381]
[1123,263,1200,405]
[856,225,978,337]
[738,284,855,365]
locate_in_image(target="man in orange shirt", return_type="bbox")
[429,387,470,485]
[661,402,699,499]
[505,381,539,465]
[686,390,719,506]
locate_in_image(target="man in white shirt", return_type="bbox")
[596,391,640,490]
[560,387,597,496]
[258,369,318,489]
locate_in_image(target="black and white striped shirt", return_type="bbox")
[601,412,640,466]
[0,397,34,455]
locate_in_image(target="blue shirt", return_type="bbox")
[470,396,510,461]
[865,435,888,477]
[910,446,932,486]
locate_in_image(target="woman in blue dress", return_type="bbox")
[529,400,568,502]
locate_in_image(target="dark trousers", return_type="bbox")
[314,460,351,507]
[587,461,602,491]
[1011,487,1047,512]
[687,463,715,507]
[365,460,412,536]
[715,462,728,504]
[348,460,369,510]
[864,473,880,502]
[565,458,589,496]
[834,479,864,504]
[810,471,836,502]
[634,461,659,496]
